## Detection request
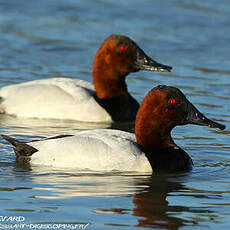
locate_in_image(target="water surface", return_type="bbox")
[0,0,230,229]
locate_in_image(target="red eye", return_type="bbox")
[120,45,126,51]
[170,98,176,104]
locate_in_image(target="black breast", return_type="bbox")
[144,147,193,174]
[94,93,139,122]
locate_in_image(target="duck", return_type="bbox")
[0,34,172,123]
[1,85,225,173]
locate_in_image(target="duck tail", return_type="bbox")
[1,134,38,157]
[1,134,20,147]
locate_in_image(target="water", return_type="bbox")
[0,0,229,229]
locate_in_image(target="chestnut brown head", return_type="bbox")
[94,34,172,76]
[135,85,225,150]
[93,35,172,98]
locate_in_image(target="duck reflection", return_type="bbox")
[132,175,192,229]
[0,114,134,137]
[94,174,194,229]
[11,163,217,229]
[12,164,194,229]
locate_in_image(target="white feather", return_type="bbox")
[29,129,152,172]
[0,78,112,122]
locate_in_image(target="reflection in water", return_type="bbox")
[0,114,110,137]
[92,174,194,229]
[0,155,229,228]
[14,166,206,229]
[0,114,135,137]
[23,167,146,198]
[132,175,191,229]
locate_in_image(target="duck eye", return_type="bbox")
[170,98,176,104]
[120,45,126,51]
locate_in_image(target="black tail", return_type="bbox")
[1,135,21,147]
[1,134,38,157]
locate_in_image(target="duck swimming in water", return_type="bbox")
[1,85,225,173]
[0,34,171,123]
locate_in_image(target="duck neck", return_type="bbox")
[92,53,128,99]
[136,120,176,153]
[135,116,193,173]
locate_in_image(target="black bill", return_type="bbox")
[134,48,172,72]
[184,101,226,130]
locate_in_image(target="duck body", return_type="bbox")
[1,128,192,173]
[0,78,112,122]
[23,129,152,172]
[0,128,192,173]
[0,34,172,123]
[24,129,192,173]
[0,77,139,122]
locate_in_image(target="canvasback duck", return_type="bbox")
[1,85,225,173]
[0,34,172,123]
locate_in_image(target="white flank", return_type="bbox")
[0,78,112,122]
[29,129,152,172]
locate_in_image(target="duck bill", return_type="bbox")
[184,102,226,130]
[134,48,172,72]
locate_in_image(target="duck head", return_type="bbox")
[135,85,225,152]
[93,35,172,99]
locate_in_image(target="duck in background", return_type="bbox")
[1,85,225,173]
[0,35,171,123]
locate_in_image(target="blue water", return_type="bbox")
[0,0,230,229]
